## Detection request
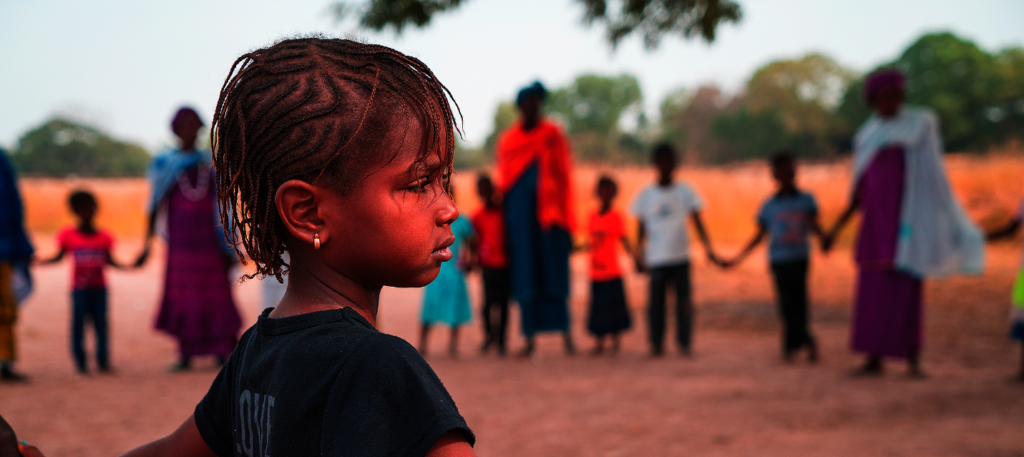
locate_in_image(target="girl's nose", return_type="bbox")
[437,192,459,226]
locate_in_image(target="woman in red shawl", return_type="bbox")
[496,82,575,356]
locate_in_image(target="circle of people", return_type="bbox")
[2,69,1023,386]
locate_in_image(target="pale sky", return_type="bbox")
[2,0,1023,152]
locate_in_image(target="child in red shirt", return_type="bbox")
[472,174,510,356]
[586,176,633,354]
[38,190,127,373]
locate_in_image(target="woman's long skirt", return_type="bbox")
[155,168,241,359]
[505,164,571,337]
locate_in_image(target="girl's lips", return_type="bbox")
[431,246,453,262]
[431,235,455,262]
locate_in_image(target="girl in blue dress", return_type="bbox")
[419,214,475,357]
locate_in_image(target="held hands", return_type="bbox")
[706,250,724,268]
[820,232,836,253]
[633,252,647,273]
[133,244,151,269]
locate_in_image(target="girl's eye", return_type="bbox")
[408,178,431,193]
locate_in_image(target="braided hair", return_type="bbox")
[211,37,462,282]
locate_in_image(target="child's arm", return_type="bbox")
[618,235,633,258]
[134,210,159,267]
[725,224,767,268]
[462,235,478,272]
[634,221,646,272]
[823,196,860,252]
[690,211,720,265]
[106,252,130,270]
[425,430,477,457]
[120,415,216,457]
[987,217,1021,241]
[35,248,65,265]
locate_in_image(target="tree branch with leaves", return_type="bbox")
[332,0,741,49]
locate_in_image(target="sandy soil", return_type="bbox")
[1,237,1023,457]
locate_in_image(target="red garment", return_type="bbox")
[472,206,508,269]
[589,209,626,281]
[57,227,113,290]
[495,120,575,232]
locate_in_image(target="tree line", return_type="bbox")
[6,31,1022,176]
[458,31,1024,168]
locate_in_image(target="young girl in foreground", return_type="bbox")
[122,38,476,457]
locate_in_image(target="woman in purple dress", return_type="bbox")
[825,70,983,377]
[135,107,241,371]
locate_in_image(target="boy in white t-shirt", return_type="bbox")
[629,143,720,357]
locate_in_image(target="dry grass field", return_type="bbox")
[22,151,1024,242]
[6,152,1024,456]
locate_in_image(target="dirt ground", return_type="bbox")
[1,236,1023,457]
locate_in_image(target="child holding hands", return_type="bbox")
[472,174,511,356]
[629,143,719,357]
[37,190,129,374]
[586,176,633,355]
[723,152,823,363]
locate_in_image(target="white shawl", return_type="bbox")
[851,107,984,277]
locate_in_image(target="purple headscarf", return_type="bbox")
[863,69,905,104]
[170,107,203,132]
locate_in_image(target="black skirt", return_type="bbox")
[588,278,632,336]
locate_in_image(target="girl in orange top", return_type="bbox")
[586,176,633,354]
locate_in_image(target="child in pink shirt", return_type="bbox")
[38,190,127,373]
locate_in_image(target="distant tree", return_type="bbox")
[332,0,741,49]
[711,107,796,163]
[547,74,643,135]
[545,73,645,162]
[991,47,1024,145]
[453,140,488,169]
[9,118,150,177]
[837,32,1012,152]
[740,53,856,157]
[482,101,518,156]
[658,84,732,163]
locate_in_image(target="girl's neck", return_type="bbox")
[270,256,381,327]
[77,221,96,234]
[599,202,612,215]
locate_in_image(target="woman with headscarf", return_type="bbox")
[0,149,33,382]
[496,82,576,356]
[135,107,241,371]
[824,70,984,377]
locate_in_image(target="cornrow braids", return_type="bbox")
[211,37,462,282]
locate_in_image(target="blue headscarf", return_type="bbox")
[516,81,547,108]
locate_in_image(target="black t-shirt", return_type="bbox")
[194,307,474,457]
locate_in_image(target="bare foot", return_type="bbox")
[0,368,29,383]
[807,343,819,364]
[517,344,535,359]
[907,368,928,380]
[850,361,883,377]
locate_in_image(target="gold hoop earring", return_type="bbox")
[314,232,321,250]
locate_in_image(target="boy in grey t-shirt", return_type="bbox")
[629,143,720,357]
[724,152,825,363]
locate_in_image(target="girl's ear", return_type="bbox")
[275,179,326,249]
